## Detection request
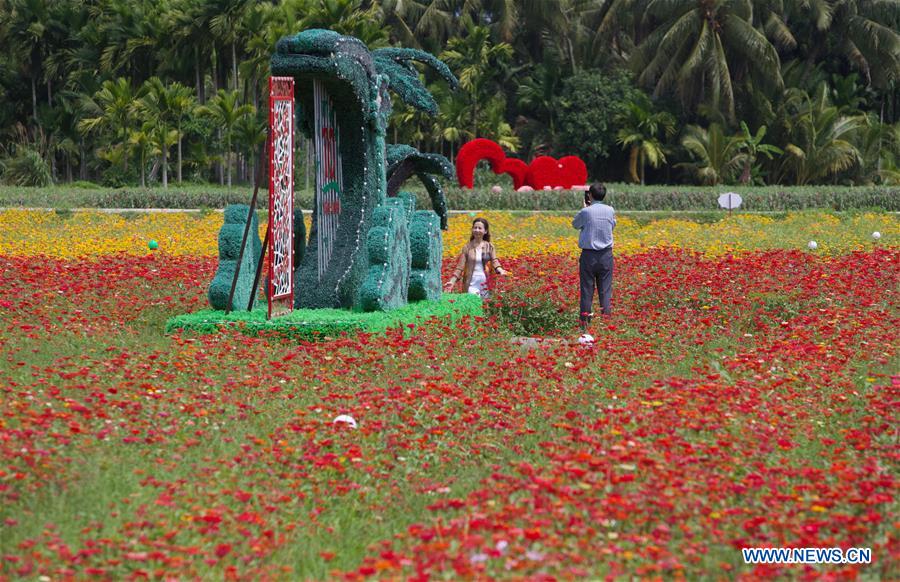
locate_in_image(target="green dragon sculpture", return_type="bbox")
[208,29,458,313]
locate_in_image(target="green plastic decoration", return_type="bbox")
[209,29,458,314]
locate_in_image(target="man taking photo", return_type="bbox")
[572,183,616,336]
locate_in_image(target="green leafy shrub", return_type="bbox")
[69,180,102,189]
[486,286,572,336]
[1,147,52,187]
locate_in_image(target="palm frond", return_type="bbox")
[677,20,710,82]
[763,12,797,50]
[722,14,783,92]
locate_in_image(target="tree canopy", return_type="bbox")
[0,0,897,187]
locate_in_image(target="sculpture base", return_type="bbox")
[166,294,482,340]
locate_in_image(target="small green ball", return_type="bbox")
[148,240,158,250]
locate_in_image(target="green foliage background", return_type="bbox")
[0,0,898,189]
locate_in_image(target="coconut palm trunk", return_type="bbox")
[177,131,183,184]
[628,147,640,183]
[226,138,232,188]
[31,77,38,124]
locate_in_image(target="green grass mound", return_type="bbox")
[166,293,482,340]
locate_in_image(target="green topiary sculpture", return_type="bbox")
[358,198,411,311]
[208,204,261,310]
[408,209,442,301]
[209,29,458,315]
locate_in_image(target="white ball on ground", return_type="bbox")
[807,241,818,250]
[333,414,358,429]
[578,333,595,345]
[872,231,881,240]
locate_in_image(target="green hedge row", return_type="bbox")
[440,185,899,211]
[0,183,896,211]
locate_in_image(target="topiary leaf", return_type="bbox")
[372,48,459,115]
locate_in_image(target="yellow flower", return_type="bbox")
[0,209,895,259]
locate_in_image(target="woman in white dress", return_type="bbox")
[444,218,508,297]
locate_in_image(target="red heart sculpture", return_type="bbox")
[557,156,588,189]
[527,155,588,190]
[455,138,506,189]
[456,139,588,189]
[497,158,528,189]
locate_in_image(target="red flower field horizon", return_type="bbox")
[1,247,897,579]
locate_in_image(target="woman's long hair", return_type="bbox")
[469,218,491,242]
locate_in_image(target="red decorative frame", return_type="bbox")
[268,76,294,318]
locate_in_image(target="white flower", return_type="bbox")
[332,414,357,429]
[807,241,818,250]
[872,231,881,240]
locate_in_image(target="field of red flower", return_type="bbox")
[1,246,897,579]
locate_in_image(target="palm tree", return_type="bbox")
[829,0,900,90]
[383,0,517,52]
[78,77,139,174]
[5,0,62,127]
[128,127,155,187]
[237,3,283,110]
[435,95,468,163]
[163,0,217,103]
[615,95,677,184]
[851,113,899,184]
[136,77,179,188]
[733,121,782,184]
[44,87,86,182]
[779,86,864,184]
[209,0,253,92]
[199,89,254,188]
[478,96,520,151]
[381,0,428,49]
[233,110,266,185]
[516,62,564,156]
[518,0,593,74]
[441,25,514,139]
[678,123,743,185]
[90,0,162,82]
[166,83,197,185]
[788,0,900,90]
[631,0,783,121]
[299,0,390,49]
[582,0,648,68]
